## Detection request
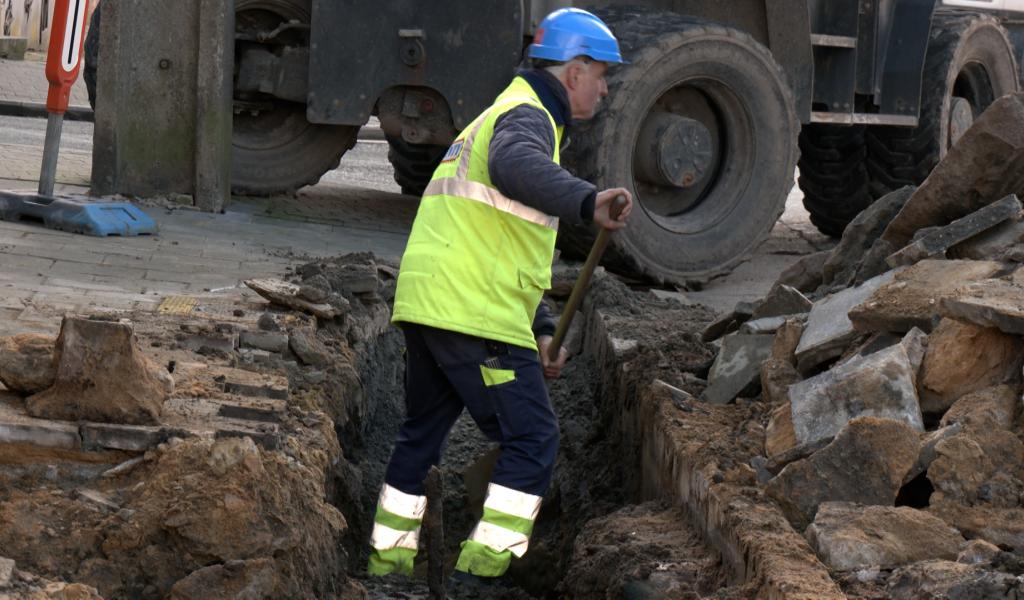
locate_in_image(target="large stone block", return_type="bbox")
[790,330,925,446]
[794,270,898,373]
[806,502,965,571]
[766,417,919,529]
[939,384,1018,431]
[918,319,1023,414]
[0,334,56,394]
[848,260,1003,333]
[930,504,1024,552]
[928,427,1024,507]
[885,560,1022,600]
[822,186,915,288]
[939,277,1024,335]
[950,215,1024,261]
[26,318,172,425]
[765,400,797,458]
[701,333,774,405]
[751,284,812,320]
[886,195,1022,268]
[882,93,1024,249]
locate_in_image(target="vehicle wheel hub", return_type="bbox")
[634,111,714,189]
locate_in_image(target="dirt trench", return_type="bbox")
[0,253,829,599]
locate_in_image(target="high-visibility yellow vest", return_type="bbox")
[392,77,564,350]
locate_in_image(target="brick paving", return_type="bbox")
[0,52,91,109]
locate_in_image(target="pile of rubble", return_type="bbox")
[697,92,1024,597]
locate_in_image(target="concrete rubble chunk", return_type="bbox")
[766,436,833,476]
[848,260,1003,334]
[823,186,915,288]
[919,319,1023,414]
[957,539,1001,565]
[760,358,801,408]
[885,560,1022,600]
[939,277,1024,335]
[700,301,755,343]
[903,423,963,485]
[738,315,800,335]
[0,333,56,395]
[790,330,925,446]
[766,417,919,530]
[751,284,812,320]
[324,263,380,295]
[939,384,1018,432]
[701,333,774,405]
[289,329,331,368]
[805,502,965,571]
[26,318,172,426]
[765,399,797,458]
[950,215,1024,261]
[852,237,897,285]
[794,269,897,373]
[245,278,347,319]
[238,330,289,354]
[0,556,13,588]
[931,504,1024,552]
[774,249,829,293]
[886,195,1023,268]
[928,428,1024,507]
[882,93,1024,249]
[169,558,278,600]
[770,319,804,365]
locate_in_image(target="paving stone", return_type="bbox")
[887,195,1022,268]
[790,330,926,446]
[238,330,289,354]
[766,417,920,530]
[806,502,965,571]
[180,332,238,354]
[885,560,1022,600]
[849,260,1003,334]
[882,94,1024,249]
[919,319,1023,414]
[216,399,285,423]
[701,333,774,405]
[751,284,812,320]
[823,186,915,288]
[794,269,898,373]
[939,277,1024,335]
[939,384,1018,431]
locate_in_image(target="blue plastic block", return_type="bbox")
[0,192,158,237]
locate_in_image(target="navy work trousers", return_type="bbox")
[384,323,560,498]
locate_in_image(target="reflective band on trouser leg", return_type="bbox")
[367,484,427,576]
[455,483,542,577]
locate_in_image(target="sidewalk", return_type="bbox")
[0,51,92,116]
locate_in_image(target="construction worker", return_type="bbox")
[367,8,633,583]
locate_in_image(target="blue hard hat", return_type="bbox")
[528,8,625,64]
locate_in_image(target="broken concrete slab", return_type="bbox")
[805,502,965,571]
[774,249,829,294]
[289,329,331,368]
[950,215,1024,261]
[939,277,1024,335]
[765,436,833,476]
[794,269,897,373]
[766,417,919,529]
[751,284,812,320]
[790,330,925,446]
[245,278,347,319]
[903,423,963,485]
[0,333,56,394]
[80,422,166,452]
[928,428,1024,507]
[848,259,1003,333]
[885,560,1022,600]
[26,318,172,426]
[886,195,1023,268]
[852,237,898,285]
[823,186,915,288]
[323,263,380,295]
[209,366,289,400]
[238,330,289,354]
[701,333,774,405]
[919,319,1023,415]
[700,301,756,343]
[882,93,1024,249]
[939,384,1018,432]
[770,319,804,365]
[738,315,801,336]
[760,358,800,408]
[931,504,1024,552]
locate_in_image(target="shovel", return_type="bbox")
[464,195,629,506]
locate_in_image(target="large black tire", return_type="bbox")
[866,10,1019,196]
[231,0,358,195]
[560,8,799,285]
[385,135,447,196]
[797,125,873,237]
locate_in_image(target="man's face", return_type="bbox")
[567,60,609,121]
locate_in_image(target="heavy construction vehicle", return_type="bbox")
[86,0,1024,285]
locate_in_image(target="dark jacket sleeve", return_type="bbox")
[532,300,557,338]
[489,105,596,225]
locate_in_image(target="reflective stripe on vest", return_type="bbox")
[391,76,564,350]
